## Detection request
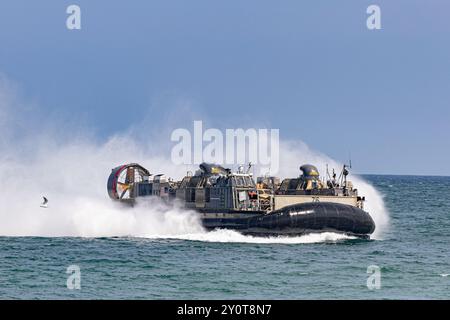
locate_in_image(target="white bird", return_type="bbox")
[40,196,48,208]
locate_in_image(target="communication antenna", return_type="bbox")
[246,162,252,174]
[348,151,352,169]
[325,164,332,187]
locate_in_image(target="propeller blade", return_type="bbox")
[119,188,128,199]
[117,182,131,199]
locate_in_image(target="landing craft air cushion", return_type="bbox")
[107,163,375,238]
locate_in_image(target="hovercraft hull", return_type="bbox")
[200,202,375,238]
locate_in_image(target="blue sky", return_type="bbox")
[0,1,449,175]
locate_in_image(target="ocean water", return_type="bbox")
[0,175,448,299]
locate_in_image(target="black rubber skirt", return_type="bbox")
[201,202,376,238]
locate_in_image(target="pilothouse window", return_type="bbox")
[244,176,254,187]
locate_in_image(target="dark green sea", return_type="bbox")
[0,175,449,299]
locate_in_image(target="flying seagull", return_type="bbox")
[40,196,48,208]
